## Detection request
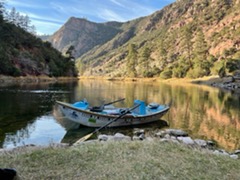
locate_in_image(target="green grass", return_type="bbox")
[1,141,240,179]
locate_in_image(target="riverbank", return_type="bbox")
[1,140,240,179]
[0,75,78,87]
[0,74,234,87]
[79,75,240,93]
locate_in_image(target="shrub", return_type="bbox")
[160,69,172,79]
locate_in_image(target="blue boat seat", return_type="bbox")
[72,100,89,110]
[133,100,146,115]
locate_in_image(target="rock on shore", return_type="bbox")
[92,128,239,160]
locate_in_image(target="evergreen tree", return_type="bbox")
[181,24,193,67]
[5,7,36,34]
[76,60,85,76]
[194,29,208,61]
[190,29,211,77]
[140,47,151,77]
[0,1,4,22]
[126,43,137,77]
[8,7,17,23]
[66,45,75,61]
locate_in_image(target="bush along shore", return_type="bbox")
[0,128,240,179]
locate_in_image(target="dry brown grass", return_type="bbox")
[0,141,239,179]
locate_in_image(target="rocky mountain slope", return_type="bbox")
[48,17,123,58]
[48,0,240,78]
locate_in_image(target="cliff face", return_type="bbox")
[48,17,122,58]
[48,0,240,78]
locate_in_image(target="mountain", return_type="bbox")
[48,17,123,58]
[48,0,240,78]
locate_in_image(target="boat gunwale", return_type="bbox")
[56,101,170,119]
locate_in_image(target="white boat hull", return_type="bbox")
[56,101,170,128]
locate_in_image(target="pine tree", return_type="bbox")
[194,29,208,61]
[181,24,193,67]
[126,43,137,77]
[0,1,4,22]
[191,29,211,77]
[66,45,75,61]
[140,47,151,77]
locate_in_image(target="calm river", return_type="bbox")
[0,79,239,151]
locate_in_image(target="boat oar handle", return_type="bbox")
[104,98,125,106]
[94,103,140,132]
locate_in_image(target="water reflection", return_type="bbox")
[0,80,239,151]
[0,82,77,149]
[70,80,240,151]
[3,115,65,148]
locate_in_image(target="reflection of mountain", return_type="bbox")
[166,84,240,151]
[71,80,240,151]
[1,80,239,151]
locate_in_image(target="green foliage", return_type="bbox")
[218,66,226,78]
[0,2,3,23]
[226,59,240,73]
[57,0,240,79]
[4,7,36,34]
[76,60,86,76]
[126,43,137,77]
[160,68,172,79]
[139,47,151,77]
[211,60,225,75]
[0,17,77,77]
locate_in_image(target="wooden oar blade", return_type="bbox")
[74,132,94,145]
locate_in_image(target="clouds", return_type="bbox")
[6,0,175,35]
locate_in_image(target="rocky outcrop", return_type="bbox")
[211,76,240,93]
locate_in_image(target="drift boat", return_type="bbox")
[55,99,170,128]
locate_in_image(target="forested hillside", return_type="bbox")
[0,2,77,77]
[49,0,240,78]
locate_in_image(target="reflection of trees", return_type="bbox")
[0,82,76,148]
[166,83,240,151]
[63,79,240,151]
[3,123,35,148]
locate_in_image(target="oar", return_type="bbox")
[90,98,125,112]
[73,103,140,145]
[104,98,125,106]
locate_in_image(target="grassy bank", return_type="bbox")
[1,141,239,179]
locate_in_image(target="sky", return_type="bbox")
[5,0,175,35]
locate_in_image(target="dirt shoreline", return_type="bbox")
[0,75,79,86]
[1,75,239,93]
[79,75,240,93]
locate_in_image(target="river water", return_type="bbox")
[0,79,239,151]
